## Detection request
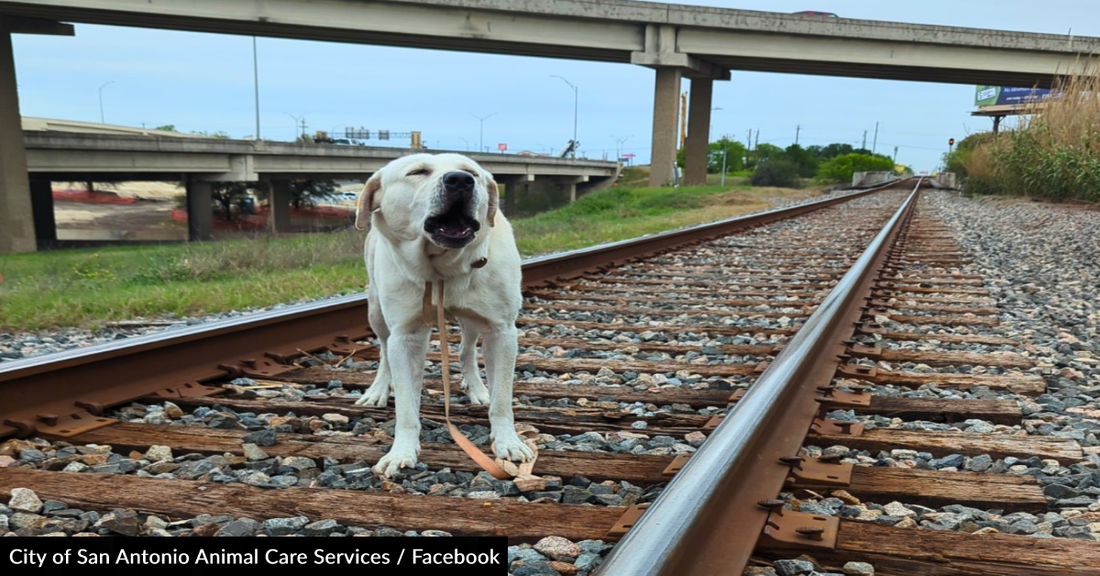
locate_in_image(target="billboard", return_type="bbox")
[975,86,1057,107]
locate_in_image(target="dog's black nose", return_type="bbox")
[443,171,475,192]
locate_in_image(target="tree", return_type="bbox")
[747,142,783,169]
[210,182,260,220]
[191,130,231,139]
[288,179,337,210]
[708,137,747,174]
[154,124,178,132]
[816,143,855,159]
[676,137,748,174]
[783,144,819,178]
[816,153,896,184]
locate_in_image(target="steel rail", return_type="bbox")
[0,179,908,440]
[592,180,923,576]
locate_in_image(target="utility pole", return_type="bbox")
[753,130,759,150]
[862,130,868,150]
[679,91,688,150]
[720,135,729,187]
[795,125,801,146]
[872,121,879,154]
[893,146,899,163]
[252,37,261,141]
[299,118,307,138]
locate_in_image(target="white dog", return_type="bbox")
[353,153,534,477]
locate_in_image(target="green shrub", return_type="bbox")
[750,159,801,187]
[815,154,895,184]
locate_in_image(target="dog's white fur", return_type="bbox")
[354,153,534,477]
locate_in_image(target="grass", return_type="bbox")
[0,183,819,330]
[962,67,1100,203]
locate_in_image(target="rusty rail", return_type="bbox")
[592,180,923,576]
[0,179,909,441]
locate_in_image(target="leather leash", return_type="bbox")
[425,279,540,481]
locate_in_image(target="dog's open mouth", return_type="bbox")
[424,205,481,248]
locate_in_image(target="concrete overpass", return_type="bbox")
[23,129,619,245]
[2,1,1100,251]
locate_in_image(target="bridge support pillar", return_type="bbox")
[186,179,214,241]
[557,175,589,203]
[30,179,56,249]
[683,78,713,186]
[498,174,533,217]
[648,67,682,187]
[268,179,292,233]
[632,25,729,188]
[0,25,35,254]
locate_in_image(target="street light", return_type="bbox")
[611,135,632,160]
[98,81,114,124]
[551,75,578,159]
[459,137,471,151]
[471,113,497,153]
[286,112,306,140]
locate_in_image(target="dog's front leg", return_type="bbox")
[373,327,429,477]
[482,324,535,462]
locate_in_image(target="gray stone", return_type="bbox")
[304,519,342,536]
[145,445,173,462]
[843,561,875,575]
[965,454,993,472]
[533,536,581,561]
[575,552,602,571]
[7,488,43,513]
[930,454,965,469]
[98,516,139,537]
[242,443,269,461]
[242,429,277,447]
[263,516,309,536]
[773,559,815,576]
[1043,484,1081,499]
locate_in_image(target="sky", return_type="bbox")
[11,0,1100,171]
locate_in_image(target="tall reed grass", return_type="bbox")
[963,66,1100,203]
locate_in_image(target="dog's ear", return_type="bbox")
[486,178,499,227]
[355,172,383,231]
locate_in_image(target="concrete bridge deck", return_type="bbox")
[22,130,619,246]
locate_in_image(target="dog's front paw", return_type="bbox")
[373,444,420,478]
[464,378,491,405]
[491,431,535,462]
[356,382,390,407]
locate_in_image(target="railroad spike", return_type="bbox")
[796,526,825,540]
[757,499,786,511]
[778,456,803,467]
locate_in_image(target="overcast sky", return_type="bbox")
[11,0,1099,171]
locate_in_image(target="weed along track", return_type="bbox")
[2,179,1098,575]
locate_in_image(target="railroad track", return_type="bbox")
[2,179,1098,575]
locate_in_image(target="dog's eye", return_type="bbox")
[407,168,431,177]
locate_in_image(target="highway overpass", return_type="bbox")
[2,0,1100,251]
[23,128,619,245]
